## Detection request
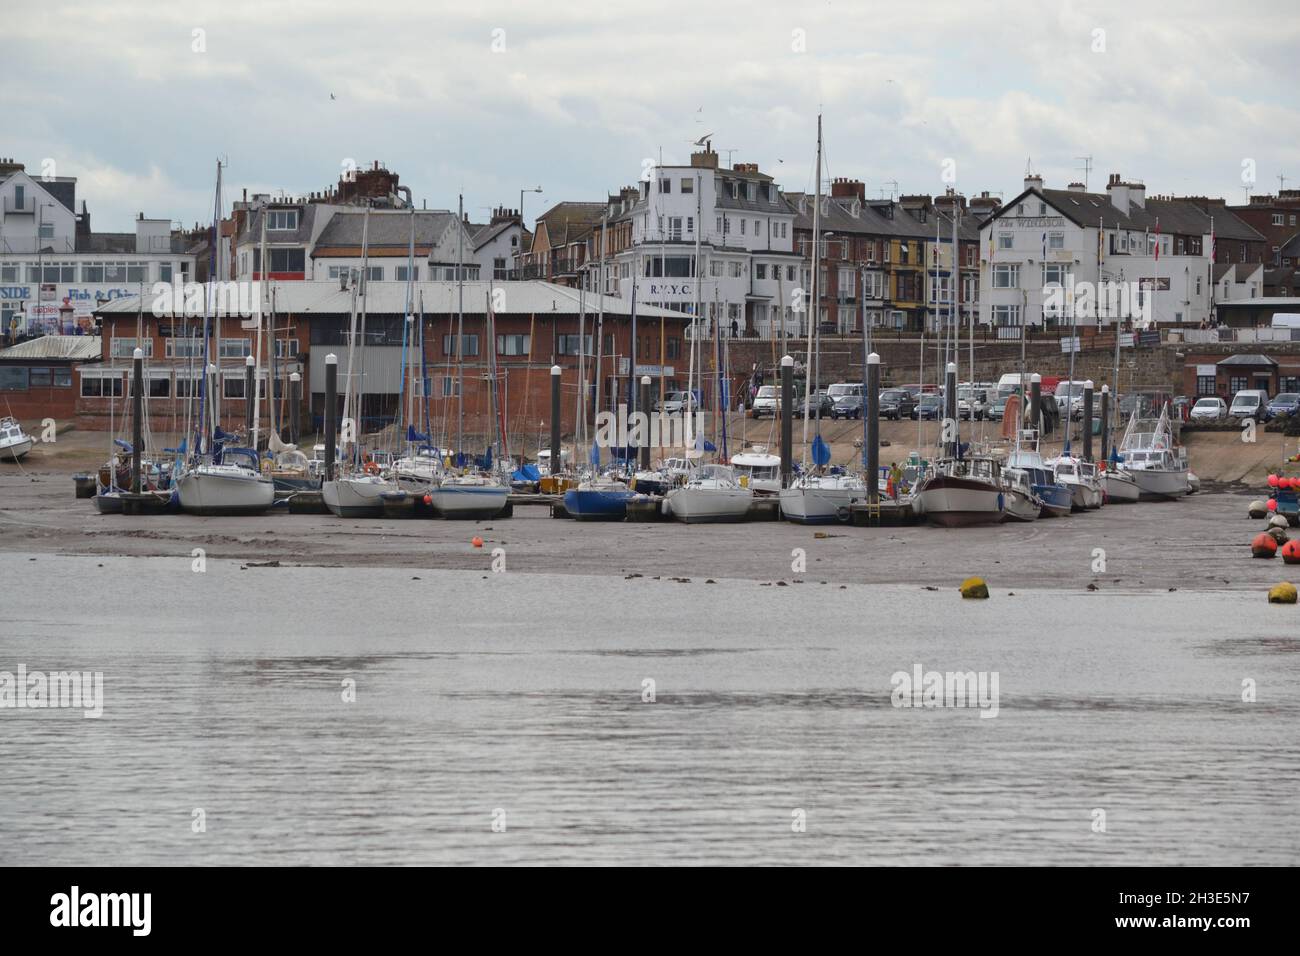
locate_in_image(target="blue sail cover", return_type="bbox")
[812,433,831,466]
[589,442,601,466]
[113,438,134,453]
[513,464,542,482]
[694,436,717,452]
[406,424,429,443]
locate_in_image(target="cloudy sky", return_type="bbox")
[11,0,1299,231]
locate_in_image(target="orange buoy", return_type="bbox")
[423,494,432,505]
[1267,498,1278,511]
[1252,532,1278,558]
[1282,540,1300,564]
[471,536,484,548]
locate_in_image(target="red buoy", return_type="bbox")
[1268,473,1280,488]
[472,536,484,548]
[423,494,432,505]
[1280,477,1292,490]
[1253,533,1279,558]
[1282,540,1300,564]
[1268,498,1279,511]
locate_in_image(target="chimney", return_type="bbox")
[1067,182,1086,193]
[1106,173,1131,211]
[830,178,866,202]
[690,141,719,169]
[1024,173,1044,192]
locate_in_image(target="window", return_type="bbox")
[497,334,530,356]
[1229,376,1247,394]
[1039,202,1047,215]
[127,263,148,283]
[273,339,299,358]
[659,179,671,194]
[993,264,1020,288]
[666,337,681,359]
[159,262,173,282]
[756,264,767,280]
[668,217,683,240]
[1048,233,1064,250]
[110,337,154,358]
[148,375,171,398]
[1043,263,1069,286]
[267,209,299,230]
[255,248,307,274]
[39,222,54,240]
[443,334,479,356]
[165,337,204,358]
[14,185,24,207]
[396,265,419,282]
[223,376,246,399]
[81,372,124,398]
[681,178,693,193]
[0,367,28,390]
[557,334,592,356]
[998,233,1013,249]
[493,258,507,280]
[992,304,1022,326]
[1196,376,1216,396]
[0,264,17,282]
[219,338,251,358]
[442,376,459,397]
[863,272,884,299]
[365,265,383,281]
[644,256,694,278]
[709,261,723,278]
[729,262,742,278]
[1273,214,1285,226]
[328,265,346,280]
[787,265,795,281]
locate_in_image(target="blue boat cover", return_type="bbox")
[812,434,831,466]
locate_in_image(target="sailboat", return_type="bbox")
[664,462,752,522]
[0,417,33,461]
[779,115,869,525]
[323,205,399,518]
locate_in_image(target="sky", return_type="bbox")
[9,0,1300,232]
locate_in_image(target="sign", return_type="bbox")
[1119,333,1135,348]
[1196,364,1216,376]
[0,286,30,299]
[1005,216,1066,228]
[39,283,57,302]
[1139,277,1171,291]
[1137,330,1161,347]
[618,359,675,377]
[1059,336,1080,354]
[646,283,693,297]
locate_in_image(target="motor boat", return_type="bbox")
[1000,467,1042,522]
[1117,405,1189,500]
[1005,442,1072,518]
[664,464,753,523]
[1047,454,1104,511]
[390,447,444,494]
[914,455,1006,527]
[0,417,33,461]
[730,450,782,496]
[1099,466,1140,503]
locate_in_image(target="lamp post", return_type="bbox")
[520,186,542,230]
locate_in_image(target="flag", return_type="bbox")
[1154,218,1161,262]
[1041,232,1047,261]
[1098,224,1105,264]
[1210,218,1216,264]
[987,231,994,263]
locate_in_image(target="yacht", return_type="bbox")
[730,450,782,495]
[1000,467,1042,522]
[564,474,637,520]
[0,417,33,461]
[779,471,869,524]
[428,472,510,519]
[915,455,1006,527]
[1118,406,1189,500]
[1048,454,1104,511]
[664,464,753,522]
[178,448,275,515]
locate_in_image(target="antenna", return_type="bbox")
[1280,173,1289,193]
[721,147,740,166]
[882,180,899,201]
[1076,155,1093,191]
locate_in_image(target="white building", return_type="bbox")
[979,173,1265,330]
[602,144,801,337]
[0,158,195,337]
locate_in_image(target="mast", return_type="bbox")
[802,113,822,460]
[252,204,267,450]
[456,193,465,460]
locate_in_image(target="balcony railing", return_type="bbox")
[3,195,35,215]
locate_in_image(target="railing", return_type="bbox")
[3,195,34,215]
[0,236,77,254]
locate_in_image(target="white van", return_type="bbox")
[826,382,864,400]
[1229,389,1268,420]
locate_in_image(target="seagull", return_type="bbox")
[693,132,713,147]
[330,93,336,100]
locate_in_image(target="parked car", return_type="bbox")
[750,385,779,418]
[1189,397,1228,421]
[986,396,1010,422]
[656,390,698,415]
[878,388,917,420]
[958,385,990,421]
[1229,389,1269,421]
[898,383,940,400]
[830,394,865,419]
[802,390,835,418]
[1266,392,1300,420]
[912,394,943,420]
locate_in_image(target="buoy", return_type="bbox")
[1282,541,1300,564]
[1268,582,1297,603]
[959,577,989,599]
[1270,525,1289,544]
[1267,498,1278,511]
[1269,514,1290,530]
[1252,533,1278,557]
[1249,500,1268,518]
[423,494,432,505]
[1268,474,1280,488]
[1282,477,1293,490]
[471,536,483,548]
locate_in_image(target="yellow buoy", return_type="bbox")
[1268,582,1297,604]
[960,577,989,599]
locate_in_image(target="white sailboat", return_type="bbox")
[664,463,753,522]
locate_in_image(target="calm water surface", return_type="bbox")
[1,554,1296,865]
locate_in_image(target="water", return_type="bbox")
[1,554,1296,865]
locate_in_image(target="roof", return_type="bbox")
[1216,353,1278,366]
[472,218,531,252]
[788,193,948,240]
[990,186,1265,242]
[0,335,102,362]
[533,202,605,248]
[236,203,326,245]
[311,209,462,252]
[92,280,686,319]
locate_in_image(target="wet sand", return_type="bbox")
[0,457,1275,592]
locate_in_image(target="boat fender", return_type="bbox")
[1252,533,1279,558]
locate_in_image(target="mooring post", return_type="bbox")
[780,354,793,488]
[289,371,301,446]
[639,375,651,469]
[131,347,143,494]
[1083,379,1095,461]
[550,365,562,477]
[1099,385,1111,464]
[324,353,338,482]
[1030,373,1042,438]
[244,354,255,434]
[866,352,880,503]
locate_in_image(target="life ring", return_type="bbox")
[364,461,381,475]
[836,505,851,522]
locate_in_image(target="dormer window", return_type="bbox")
[267,209,298,230]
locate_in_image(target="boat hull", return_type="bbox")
[917,476,1005,527]
[1034,484,1073,518]
[1,437,34,461]
[665,488,753,523]
[563,489,633,520]
[1001,488,1040,522]
[178,470,275,515]
[428,485,509,520]
[778,486,865,524]
[1102,472,1140,503]
[1126,467,1189,500]
[322,477,391,518]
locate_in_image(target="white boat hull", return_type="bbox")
[428,485,509,519]
[1001,488,1040,522]
[665,487,753,523]
[1125,467,1189,500]
[779,485,866,524]
[0,437,34,461]
[1102,472,1140,503]
[178,469,274,515]
[323,476,393,517]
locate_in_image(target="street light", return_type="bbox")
[520,186,542,226]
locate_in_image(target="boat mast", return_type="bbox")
[456,193,465,462]
[802,113,822,461]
